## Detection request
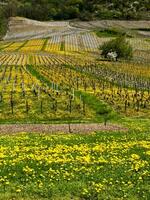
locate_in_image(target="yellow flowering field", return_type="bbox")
[2,42,25,52]
[20,39,45,52]
[0,131,149,199]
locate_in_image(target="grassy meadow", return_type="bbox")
[0,120,150,200]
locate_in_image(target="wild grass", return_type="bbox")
[0,125,149,199]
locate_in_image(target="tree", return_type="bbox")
[97,107,114,126]
[0,0,149,24]
[5,0,18,17]
[0,5,8,39]
[99,36,133,60]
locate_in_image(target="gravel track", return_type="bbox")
[0,124,127,134]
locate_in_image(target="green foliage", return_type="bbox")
[100,36,133,60]
[0,0,149,22]
[95,28,125,38]
[41,38,48,51]
[96,107,114,126]
[0,7,8,39]
[95,28,134,39]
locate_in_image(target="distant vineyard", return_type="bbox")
[0,53,83,66]
[1,33,150,64]
[1,33,100,53]
[0,30,149,122]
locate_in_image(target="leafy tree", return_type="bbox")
[0,5,8,38]
[97,107,114,126]
[99,36,133,60]
[0,0,149,27]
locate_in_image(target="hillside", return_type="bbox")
[1,0,150,20]
[0,0,149,40]
[0,3,150,200]
[3,17,150,41]
[3,17,86,41]
[0,16,149,123]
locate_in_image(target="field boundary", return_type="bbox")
[0,123,127,134]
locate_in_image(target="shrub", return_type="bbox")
[97,107,114,126]
[99,36,133,60]
[96,28,123,37]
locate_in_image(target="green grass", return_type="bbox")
[95,28,123,37]
[120,116,150,132]
[0,127,149,200]
[41,38,48,51]
[146,38,150,42]
[75,90,118,123]
[26,64,53,88]
[60,41,65,51]
[95,28,133,38]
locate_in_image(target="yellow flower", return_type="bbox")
[131,154,140,160]
[146,151,150,156]
[16,189,21,193]
[82,188,88,195]
[5,181,10,185]
[23,166,34,174]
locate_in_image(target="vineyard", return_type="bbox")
[0,60,149,124]
[0,34,150,66]
[1,34,150,53]
[31,62,150,116]
[0,17,150,200]
[0,27,150,123]
[0,65,98,123]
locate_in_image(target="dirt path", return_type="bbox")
[0,123,127,134]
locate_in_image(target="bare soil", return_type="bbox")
[0,123,128,134]
[71,20,150,30]
[3,17,150,41]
